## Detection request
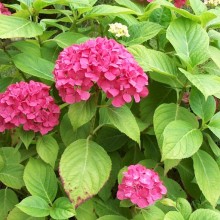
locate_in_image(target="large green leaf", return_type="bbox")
[140,81,176,124]
[85,5,136,18]
[59,139,111,208]
[176,198,192,220]
[52,32,90,48]
[0,15,43,38]
[36,135,59,168]
[0,188,18,219]
[167,18,209,67]
[164,211,185,220]
[17,196,50,218]
[205,133,220,157]
[75,199,97,220]
[193,150,220,207]
[23,158,58,204]
[189,0,207,15]
[8,207,45,220]
[100,105,140,144]
[68,96,97,131]
[154,103,198,148]
[208,112,220,139]
[123,21,162,46]
[98,216,127,220]
[189,209,220,220]
[209,46,220,69]
[189,87,216,123]
[176,159,201,198]
[115,0,144,15]
[128,45,184,87]
[50,197,75,219]
[12,53,54,81]
[0,147,24,189]
[140,206,165,220]
[180,69,220,99]
[162,120,203,160]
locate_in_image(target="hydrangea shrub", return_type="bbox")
[0,0,220,219]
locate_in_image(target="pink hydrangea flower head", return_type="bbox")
[0,3,11,15]
[53,37,148,107]
[174,0,186,8]
[117,164,167,208]
[0,81,60,135]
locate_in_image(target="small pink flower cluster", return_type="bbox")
[117,164,167,208]
[0,3,11,15]
[0,81,60,135]
[53,37,148,107]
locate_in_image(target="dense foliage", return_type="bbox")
[1,0,220,219]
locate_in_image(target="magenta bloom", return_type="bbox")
[53,37,148,107]
[0,81,60,135]
[117,164,167,208]
[174,0,186,8]
[0,3,11,15]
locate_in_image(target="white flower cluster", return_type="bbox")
[108,22,130,38]
[204,0,220,6]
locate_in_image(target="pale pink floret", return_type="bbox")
[0,3,11,15]
[53,37,148,107]
[0,81,60,135]
[117,164,167,208]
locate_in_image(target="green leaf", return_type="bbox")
[154,103,198,148]
[98,216,127,220]
[19,129,35,149]
[189,209,220,220]
[189,0,207,15]
[123,21,162,46]
[189,87,216,123]
[96,127,128,152]
[75,199,97,220]
[0,15,43,39]
[164,211,185,220]
[59,139,111,208]
[0,148,24,188]
[162,120,203,160]
[8,207,45,220]
[209,46,220,69]
[85,5,136,18]
[52,32,90,48]
[17,196,50,218]
[36,135,59,168]
[164,159,180,175]
[205,133,220,157]
[128,45,184,87]
[68,96,97,131]
[0,155,4,171]
[208,112,220,139]
[166,18,209,67]
[140,81,176,125]
[140,206,165,220]
[12,53,54,81]
[0,163,24,189]
[50,197,75,219]
[23,158,58,204]
[115,0,144,15]
[193,150,220,207]
[12,40,41,57]
[0,77,19,93]
[163,177,187,200]
[176,198,192,220]
[180,69,220,99]
[177,159,201,198]
[149,7,172,27]
[0,188,18,219]
[101,105,140,144]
